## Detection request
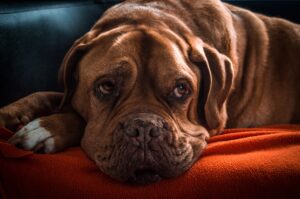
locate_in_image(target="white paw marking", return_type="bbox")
[43,138,55,153]
[8,118,56,153]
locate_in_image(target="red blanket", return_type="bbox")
[1,126,300,199]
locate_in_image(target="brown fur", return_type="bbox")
[1,0,299,183]
[0,92,62,129]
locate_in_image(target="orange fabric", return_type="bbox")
[0,126,300,199]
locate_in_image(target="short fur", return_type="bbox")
[1,0,300,184]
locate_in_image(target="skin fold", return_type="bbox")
[0,0,299,184]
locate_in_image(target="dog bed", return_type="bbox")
[1,125,300,199]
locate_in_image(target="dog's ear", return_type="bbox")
[58,40,85,109]
[189,39,234,135]
[58,22,133,109]
[58,31,99,109]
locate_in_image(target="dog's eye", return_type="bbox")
[95,80,116,97]
[171,82,191,100]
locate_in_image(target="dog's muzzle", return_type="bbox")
[95,113,196,184]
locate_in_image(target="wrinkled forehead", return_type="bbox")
[78,27,197,82]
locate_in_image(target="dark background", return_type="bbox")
[0,0,300,107]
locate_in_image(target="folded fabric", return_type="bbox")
[1,125,300,199]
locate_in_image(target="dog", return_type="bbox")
[1,0,300,184]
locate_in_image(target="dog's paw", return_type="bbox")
[8,118,59,153]
[0,110,32,128]
[0,92,62,129]
[7,112,84,153]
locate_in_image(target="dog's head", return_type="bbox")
[59,2,234,184]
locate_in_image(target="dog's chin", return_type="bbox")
[93,143,203,185]
[95,160,195,185]
[127,165,162,184]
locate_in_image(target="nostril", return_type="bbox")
[126,127,140,137]
[149,127,160,137]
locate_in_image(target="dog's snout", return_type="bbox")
[122,113,165,139]
[124,119,161,138]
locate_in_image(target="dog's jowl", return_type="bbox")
[1,0,300,184]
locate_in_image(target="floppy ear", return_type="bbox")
[58,31,99,109]
[189,40,234,135]
[58,23,134,109]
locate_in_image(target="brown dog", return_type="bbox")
[1,0,300,184]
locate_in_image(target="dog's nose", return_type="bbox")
[125,119,160,138]
[122,113,166,139]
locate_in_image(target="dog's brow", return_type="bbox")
[100,63,131,77]
[172,74,194,88]
[111,32,133,49]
